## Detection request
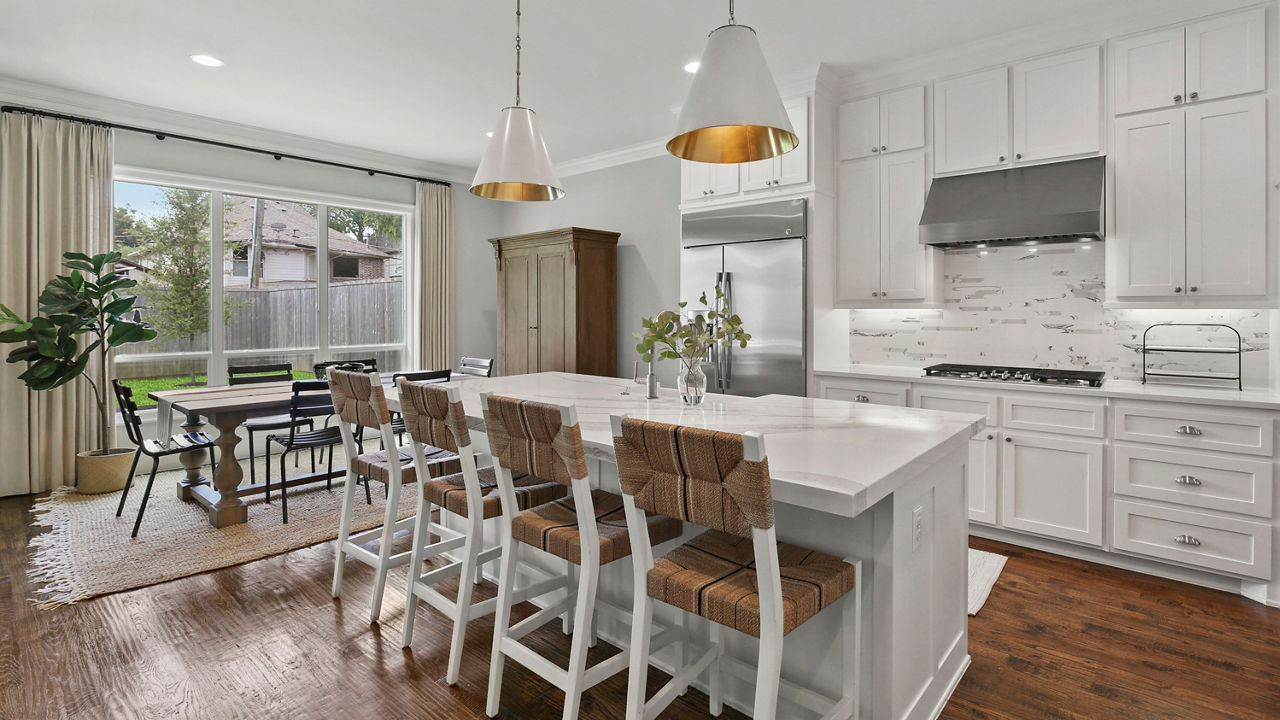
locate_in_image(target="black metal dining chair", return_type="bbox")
[230,362,314,491]
[112,380,216,538]
[458,357,494,377]
[313,358,379,380]
[266,380,365,524]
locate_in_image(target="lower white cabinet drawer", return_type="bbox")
[1002,394,1106,438]
[1112,402,1273,456]
[818,377,907,406]
[1114,444,1273,518]
[913,387,999,426]
[1113,499,1272,580]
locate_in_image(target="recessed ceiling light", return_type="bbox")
[1028,248,1039,253]
[486,131,494,138]
[684,60,700,74]
[975,243,987,249]
[190,54,224,67]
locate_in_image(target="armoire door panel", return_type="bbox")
[502,253,532,376]
[535,249,569,372]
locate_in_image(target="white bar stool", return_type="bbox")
[611,415,862,720]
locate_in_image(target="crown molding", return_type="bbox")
[0,75,476,184]
[556,136,671,178]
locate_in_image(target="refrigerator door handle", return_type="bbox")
[720,271,732,390]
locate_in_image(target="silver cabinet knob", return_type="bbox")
[1174,474,1203,486]
[870,291,879,297]
[999,155,1006,162]
[986,434,994,440]
[871,146,879,154]
[880,145,887,152]
[1173,534,1201,547]
[1174,287,1183,293]
[1005,436,1013,443]
[1189,91,1199,100]
[708,189,714,194]
[1189,286,1198,293]
[1175,424,1203,436]
[855,394,870,403]
[880,291,887,297]
[1015,153,1023,160]
[1174,94,1183,104]
[702,190,708,196]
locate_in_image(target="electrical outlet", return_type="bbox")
[912,506,925,553]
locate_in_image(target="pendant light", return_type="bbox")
[668,0,797,164]
[470,0,564,201]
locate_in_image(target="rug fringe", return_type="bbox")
[28,486,94,608]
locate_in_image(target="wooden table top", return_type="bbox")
[149,373,467,416]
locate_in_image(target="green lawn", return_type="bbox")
[121,370,316,409]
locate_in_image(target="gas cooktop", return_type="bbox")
[923,363,1106,388]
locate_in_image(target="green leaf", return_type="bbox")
[62,260,95,272]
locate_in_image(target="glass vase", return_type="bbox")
[679,359,707,405]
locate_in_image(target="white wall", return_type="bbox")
[453,188,506,364]
[499,155,683,382]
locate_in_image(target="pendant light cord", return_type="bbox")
[728,0,735,24]
[514,0,522,106]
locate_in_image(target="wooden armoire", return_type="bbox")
[490,227,619,377]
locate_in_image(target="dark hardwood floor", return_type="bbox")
[2,494,1277,719]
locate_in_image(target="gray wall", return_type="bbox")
[500,155,682,382]
[453,188,505,362]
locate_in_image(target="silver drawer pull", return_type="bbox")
[1175,424,1203,436]
[854,394,870,403]
[1174,474,1202,486]
[1173,534,1202,547]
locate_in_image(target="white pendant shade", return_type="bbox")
[470,106,565,202]
[668,23,797,164]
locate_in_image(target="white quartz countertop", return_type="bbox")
[814,363,1280,410]
[417,372,984,519]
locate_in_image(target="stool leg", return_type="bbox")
[486,526,519,717]
[561,560,576,635]
[624,577,655,720]
[709,623,724,716]
[445,511,483,685]
[561,553,600,720]
[115,448,142,517]
[753,623,784,720]
[401,492,431,648]
[369,472,403,623]
[332,465,359,598]
[677,612,693,694]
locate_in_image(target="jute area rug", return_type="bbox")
[27,448,416,608]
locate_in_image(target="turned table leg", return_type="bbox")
[205,411,250,527]
[175,411,212,500]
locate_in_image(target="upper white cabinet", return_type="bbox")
[1012,46,1102,163]
[838,86,926,161]
[835,149,931,304]
[1113,95,1266,300]
[933,67,1010,174]
[935,47,1100,175]
[683,96,810,203]
[1114,7,1265,115]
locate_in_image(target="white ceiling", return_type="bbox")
[1,0,1197,169]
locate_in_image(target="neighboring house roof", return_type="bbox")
[223,199,391,259]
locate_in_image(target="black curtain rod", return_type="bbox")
[1,104,452,188]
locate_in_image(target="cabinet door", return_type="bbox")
[1001,433,1104,546]
[681,161,710,202]
[969,430,999,525]
[835,158,881,302]
[879,86,925,154]
[776,97,810,187]
[1112,109,1186,299]
[1113,27,1185,114]
[1186,7,1265,104]
[533,247,570,372]
[1185,96,1266,298]
[500,252,534,375]
[879,150,928,300]
[740,157,778,192]
[933,67,1010,174]
[838,95,880,161]
[1012,46,1101,163]
[708,162,740,197]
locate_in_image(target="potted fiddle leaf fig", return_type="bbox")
[0,251,157,493]
[634,286,751,405]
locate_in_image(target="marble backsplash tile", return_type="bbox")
[848,245,1272,387]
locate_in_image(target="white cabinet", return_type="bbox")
[838,86,925,161]
[1000,433,1105,546]
[1113,444,1273,518]
[680,161,740,202]
[835,150,930,304]
[1011,46,1101,163]
[968,430,999,525]
[934,67,1010,174]
[741,97,810,192]
[1113,96,1266,300]
[817,376,908,406]
[1114,7,1265,115]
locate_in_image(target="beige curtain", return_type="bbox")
[415,181,454,370]
[0,113,114,497]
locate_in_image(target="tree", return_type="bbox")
[317,207,402,250]
[113,205,146,250]
[132,189,224,384]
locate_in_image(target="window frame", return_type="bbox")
[112,165,415,388]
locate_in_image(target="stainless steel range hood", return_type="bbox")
[919,157,1104,249]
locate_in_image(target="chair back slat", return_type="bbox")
[612,417,774,537]
[328,369,390,429]
[111,379,145,447]
[313,358,378,380]
[393,369,452,384]
[289,379,336,419]
[227,362,293,385]
[458,356,494,377]
[482,394,586,486]
[397,378,468,452]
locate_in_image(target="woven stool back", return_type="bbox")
[397,378,469,452]
[483,394,587,485]
[328,369,391,430]
[612,417,774,537]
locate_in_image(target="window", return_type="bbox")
[112,178,411,407]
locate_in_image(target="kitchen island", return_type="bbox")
[393,372,984,720]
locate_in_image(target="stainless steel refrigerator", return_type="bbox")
[680,198,806,398]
